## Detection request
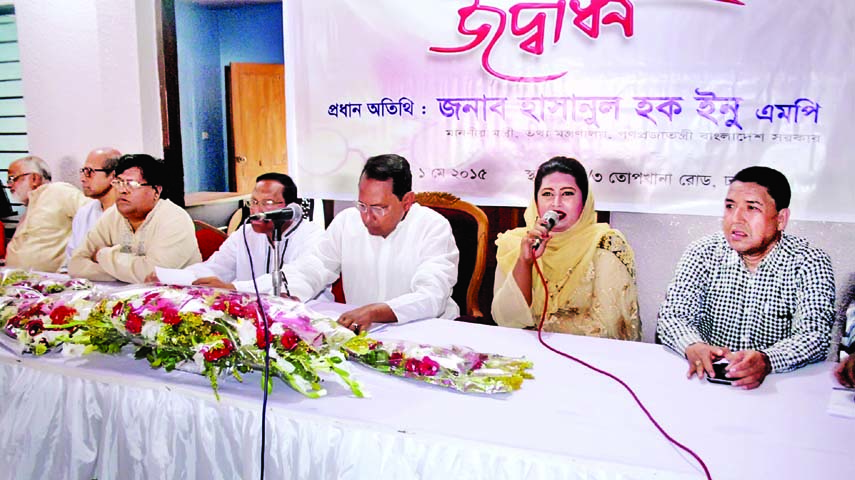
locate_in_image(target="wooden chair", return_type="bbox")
[414,192,489,318]
[193,220,228,261]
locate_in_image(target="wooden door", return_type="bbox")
[227,63,286,193]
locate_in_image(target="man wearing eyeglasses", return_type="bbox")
[5,155,89,272]
[277,154,459,333]
[62,148,122,269]
[161,173,325,291]
[68,154,201,283]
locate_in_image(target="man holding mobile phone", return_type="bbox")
[656,167,835,390]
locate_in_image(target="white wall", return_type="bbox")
[612,212,855,343]
[13,0,162,184]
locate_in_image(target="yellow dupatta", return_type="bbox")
[495,190,621,320]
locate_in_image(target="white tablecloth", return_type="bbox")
[0,312,851,480]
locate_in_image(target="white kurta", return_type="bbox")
[64,199,105,266]
[276,204,460,323]
[187,220,324,286]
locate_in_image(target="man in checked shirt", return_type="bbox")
[657,166,835,390]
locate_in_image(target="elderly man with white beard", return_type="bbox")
[5,155,89,272]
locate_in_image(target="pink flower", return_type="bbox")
[472,354,487,371]
[280,329,300,351]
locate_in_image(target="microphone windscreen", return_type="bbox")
[542,210,560,228]
[287,202,304,220]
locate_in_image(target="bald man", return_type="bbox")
[63,148,122,267]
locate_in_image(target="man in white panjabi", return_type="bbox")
[280,154,459,333]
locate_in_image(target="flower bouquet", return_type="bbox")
[0,268,93,294]
[80,285,364,399]
[0,273,535,398]
[344,337,534,394]
[0,288,99,356]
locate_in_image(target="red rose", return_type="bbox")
[203,338,235,362]
[111,301,124,317]
[227,302,244,318]
[162,308,181,326]
[280,329,300,351]
[125,312,143,334]
[26,320,44,337]
[7,315,22,328]
[211,298,226,312]
[417,356,440,377]
[256,325,272,348]
[243,303,259,322]
[389,351,404,368]
[49,305,77,325]
[405,358,421,374]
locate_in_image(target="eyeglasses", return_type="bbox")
[248,199,285,207]
[80,167,111,178]
[355,201,390,217]
[7,172,35,184]
[111,178,152,190]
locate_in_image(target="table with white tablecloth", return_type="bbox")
[0,307,851,480]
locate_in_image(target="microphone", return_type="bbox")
[248,202,304,221]
[531,210,559,251]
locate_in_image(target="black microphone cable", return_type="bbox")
[241,211,305,480]
[240,216,272,480]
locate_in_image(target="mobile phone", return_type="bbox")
[706,360,732,385]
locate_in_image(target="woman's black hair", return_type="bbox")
[533,156,588,205]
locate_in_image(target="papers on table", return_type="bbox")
[155,267,197,287]
[827,387,855,418]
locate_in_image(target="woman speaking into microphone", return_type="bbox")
[492,156,641,341]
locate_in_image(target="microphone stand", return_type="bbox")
[269,215,302,297]
[254,210,302,480]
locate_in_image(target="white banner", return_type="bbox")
[285,0,855,222]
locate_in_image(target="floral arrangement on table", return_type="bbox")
[74,285,365,399]
[0,268,93,294]
[345,337,533,393]
[0,287,98,356]
[0,269,534,398]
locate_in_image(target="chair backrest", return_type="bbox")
[193,220,228,261]
[414,192,488,317]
